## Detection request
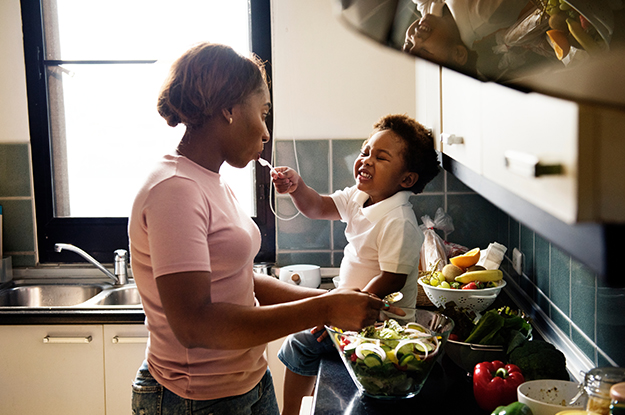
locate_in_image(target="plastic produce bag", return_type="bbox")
[419,208,455,271]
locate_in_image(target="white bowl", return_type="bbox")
[417,277,506,313]
[517,380,587,415]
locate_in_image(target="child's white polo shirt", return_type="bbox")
[330,186,424,309]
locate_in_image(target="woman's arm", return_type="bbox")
[253,273,326,305]
[156,271,387,350]
[271,167,340,220]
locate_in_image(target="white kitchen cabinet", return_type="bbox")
[0,324,148,415]
[103,324,148,415]
[439,68,625,224]
[440,67,484,174]
[0,325,105,415]
[415,58,442,151]
[480,83,580,223]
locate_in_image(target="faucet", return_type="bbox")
[55,243,129,286]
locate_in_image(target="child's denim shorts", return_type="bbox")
[277,328,336,377]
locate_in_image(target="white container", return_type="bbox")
[518,379,587,415]
[279,264,321,288]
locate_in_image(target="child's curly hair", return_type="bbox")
[371,114,440,194]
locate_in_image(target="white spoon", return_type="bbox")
[257,157,277,174]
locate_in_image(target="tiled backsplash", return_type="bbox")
[0,143,36,266]
[2,139,623,368]
[274,138,624,369]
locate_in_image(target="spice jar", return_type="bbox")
[610,382,625,415]
[582,368,625,415]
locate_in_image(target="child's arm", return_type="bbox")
[271,167,340,220]
[362,271,407,300]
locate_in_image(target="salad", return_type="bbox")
[327,319,443,398]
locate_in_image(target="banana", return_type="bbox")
[454,269,503,284]
[566,18,602,55]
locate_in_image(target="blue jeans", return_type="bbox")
[131,361,279,415]
[277,328,335,377]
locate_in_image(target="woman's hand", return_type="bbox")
[322,289,404,331]
[271,167,300,194]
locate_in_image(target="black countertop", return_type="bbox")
[311,352,488,415]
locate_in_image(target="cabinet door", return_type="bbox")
[480,83,579,223]
[0,325,105,415]
[441,67,483,174]
[103,324,148,415]
[415,59,442,151]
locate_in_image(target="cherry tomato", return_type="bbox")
[462,282,479,289]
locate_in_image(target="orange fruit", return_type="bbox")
[449,247,481,269]
[547,30,570,60]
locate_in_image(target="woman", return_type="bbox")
[128,42,389,414]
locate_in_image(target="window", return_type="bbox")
[21,0,274,264]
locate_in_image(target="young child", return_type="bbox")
[271,114,440,415]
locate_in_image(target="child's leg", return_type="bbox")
[277,329,334,415]
[281,369,316,415]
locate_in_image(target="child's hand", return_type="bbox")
[271,167,300,194]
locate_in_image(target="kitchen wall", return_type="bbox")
[0,0,37,267]
[269,0,625,372]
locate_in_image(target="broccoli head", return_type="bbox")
[508,340,569,381]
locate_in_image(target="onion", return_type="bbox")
[355,343,387,362]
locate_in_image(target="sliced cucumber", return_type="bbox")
[398,353,416,366]
[363,354,383,368]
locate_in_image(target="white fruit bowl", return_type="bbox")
[418,277,506,313]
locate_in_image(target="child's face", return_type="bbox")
[354,130,416,205]
[403,13,464,66]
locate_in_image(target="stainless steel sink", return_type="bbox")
[87,285,141,306]
[0,279,142,309]
[0,284,105,307]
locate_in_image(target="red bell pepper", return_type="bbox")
[473,360,525,412]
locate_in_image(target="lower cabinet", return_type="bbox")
[0,324,148,415]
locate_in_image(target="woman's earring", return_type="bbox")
[229,118,233,125]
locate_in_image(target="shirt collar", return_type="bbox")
[357,190,413,224]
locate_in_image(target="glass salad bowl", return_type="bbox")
[325,308,454,400]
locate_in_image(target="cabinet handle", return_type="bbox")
[43,335,92,344]
[440,133,464,145]
[111,336,148,344]
[504,150,563,177]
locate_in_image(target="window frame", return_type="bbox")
[21,0,275,265]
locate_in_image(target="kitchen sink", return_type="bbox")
[0,284,105,307]
[87,285,142,306]
[0,279,142,309]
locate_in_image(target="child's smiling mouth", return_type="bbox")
[358,170,373,180]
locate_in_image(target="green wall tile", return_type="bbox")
[0,199,34,252]
[446,194,499,250]
[276,252,332,268]
[596,283,625,367]
[570,261,596,342]
[410,195,444,225]
[0,144,31,197]
[549,246,570,321]
[333,220,347,251]
[331,140,362,192]
[275,140,329,194]
[520,225,535,281]
[276,197,331,250]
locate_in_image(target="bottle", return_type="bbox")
[584,367,625,415]
[610,382,625,415]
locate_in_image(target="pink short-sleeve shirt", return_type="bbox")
[128,153,266,400]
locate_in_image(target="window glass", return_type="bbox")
[43,0,256,217]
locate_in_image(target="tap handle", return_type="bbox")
[114,249,129,284]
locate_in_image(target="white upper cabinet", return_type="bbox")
[441,67,483,175]
[438,69,625,224]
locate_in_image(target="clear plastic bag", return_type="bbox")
[419,208,455,271]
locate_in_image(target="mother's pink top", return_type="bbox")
[128,153,266,400]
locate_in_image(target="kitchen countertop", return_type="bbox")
[311,352,488,415]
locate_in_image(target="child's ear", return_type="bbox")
[451,44,468,67]
[401,172,419,189]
